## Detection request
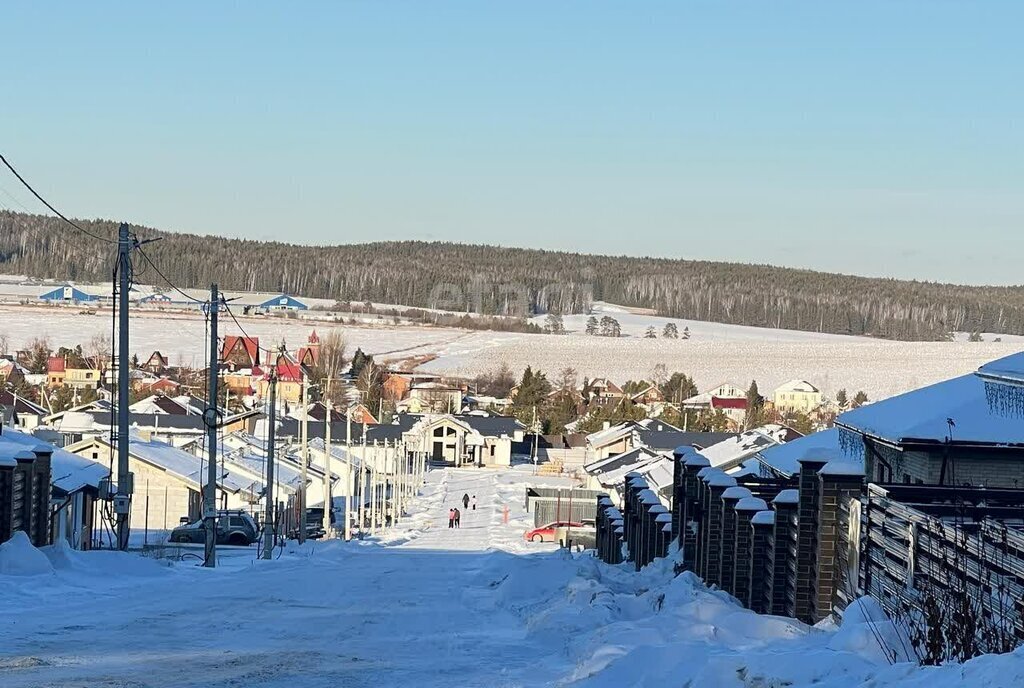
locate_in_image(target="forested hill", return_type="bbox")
[2,209,1023,341]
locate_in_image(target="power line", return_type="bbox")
[0,152,117,245]
[135,243,207,305]
[221,299,280,356]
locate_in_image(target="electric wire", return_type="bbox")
[0,152,117,244]
[135,243,207,305]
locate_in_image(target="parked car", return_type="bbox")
[524,520,594,543]
[287,507,330,540]
[169,510,260,546]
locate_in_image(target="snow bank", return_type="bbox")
[828,596,916,665]
[41,539,170,577]
[0,532,55,577]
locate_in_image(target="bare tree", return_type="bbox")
[557,366,578,392]
[0,332,9,356]
[84,332,111,373]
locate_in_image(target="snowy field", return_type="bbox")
[2,303,1021,400]
[3,467,1023,687]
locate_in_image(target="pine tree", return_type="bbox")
[744,380,765,429]
[544,313,565,334]
[682,326,690,340]
[644,326,657,339]
[836,388,848,408]
[852,390,868,408]
[662,322,678,339]
[585,316,599,335]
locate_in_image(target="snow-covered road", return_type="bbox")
[0,469,573,688]
[3,468,1024,687]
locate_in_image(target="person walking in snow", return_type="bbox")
[471,495,477,511]
[448,508,455,529]
[462,493,470,510]
[454,507,461,528]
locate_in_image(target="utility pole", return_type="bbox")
[203,285,220,567]
[345,401,352,541]
[531,404,539,474]
[322,377,333,538]
[299,373,309,543]
[358,427,366,537]
[369,442,377,534]
[262,359,279,560]
[114,223,133,551]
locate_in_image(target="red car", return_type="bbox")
[524,520,591,543]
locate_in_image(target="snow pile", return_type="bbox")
[0,532,55,577]
[42,538,170,577]
[482,545,1024,687]
[828,596,916,665]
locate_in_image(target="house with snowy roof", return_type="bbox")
[67,434,257,532]
[0,426,108,549]
[835,352,1024,487]
[0,390,48,431]
[740,427,843,479]
[772,380,823,414]
[697,424,804,473]
[682,382,746,410]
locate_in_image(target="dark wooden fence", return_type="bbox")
[864,483,1024,663]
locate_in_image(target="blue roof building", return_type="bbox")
[259,294,308,310]
[39,284,99,303]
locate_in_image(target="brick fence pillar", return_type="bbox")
[672,446,699,546]
[813,462,864,623]
[702,471,737,588]
[750,509,776,613]
[720,486,753,596]
[682,454,711,572]
[733,496,768,607]
[771,489,800,617]
[794,456,828,623]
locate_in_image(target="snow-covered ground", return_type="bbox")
[2,303,1021,401]
[3,467,1024,687]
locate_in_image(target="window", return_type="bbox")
[490,445,495,457]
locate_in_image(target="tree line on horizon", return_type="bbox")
[3,209,1024,341]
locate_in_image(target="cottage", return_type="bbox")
[772,380,823,414]
[407,382,463,413]
[836,353,1024,487]
[682,382,746,411]
[698,424,803,472]
[67,435,256,532]
[143,351,169,374]
[221,336,261,370]
[0,390,48,431]
[366,413,525,467]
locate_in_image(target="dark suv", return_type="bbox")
[169,510,260,546]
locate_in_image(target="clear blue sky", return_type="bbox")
[1,2,1021,285]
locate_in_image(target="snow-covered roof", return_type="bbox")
[836,370,1024,447]
[698,425,795,471]
[752,428,843,477]
[773,489,800,505]
[722,486,752,500]
[751,510,776,525]
[681,382,745,407]
[0,428,107,493]
[736,496,769,512]
[774,379,820,394]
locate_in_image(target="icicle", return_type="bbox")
[983,380,1024,418]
